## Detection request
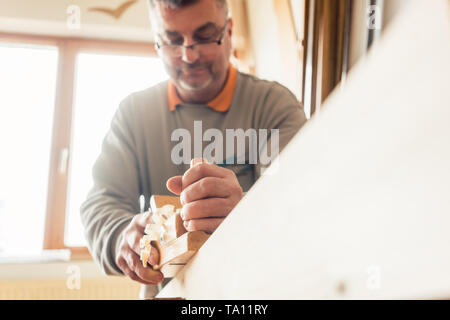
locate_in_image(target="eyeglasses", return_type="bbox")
[155,20,229,58]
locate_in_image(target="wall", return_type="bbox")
[246,0,303,100]
[0,0,153,42]
[0,260,141,299]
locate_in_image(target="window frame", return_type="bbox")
[0,32,157,260]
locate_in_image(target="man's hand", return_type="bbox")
[115,212,164,285]
[166,159,244,234]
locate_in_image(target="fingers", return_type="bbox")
[183,217,225,234]
[125,217,154,255]
[116,214,166,285]
[180,177,232,205]
[126,229,159,259]
[165,160,243,234]
[167,175,182,195]
[148,244,159,266]
[130,252,164,284]
[131,211,153,230]
[182,163,232,190]
[190,158,209,167]
[181,198,233,220]
[116,256,144,283]
[117,249,163,285]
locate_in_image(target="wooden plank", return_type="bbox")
[154,231,209,267]
[150,195,182,211]
[157,0,450,299]
[149,195,209,278]
[159,264,184,279]
[153,231,209,278]
[167,213,188,239]
[150,194,187,239]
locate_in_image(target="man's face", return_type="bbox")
[151,0,232,93]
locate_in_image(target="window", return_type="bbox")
[65,52,167,246]
[0,43,58,253]
[0,34,164,258]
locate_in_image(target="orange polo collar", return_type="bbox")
[168,63,237,112]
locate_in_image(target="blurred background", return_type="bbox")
[0,0,409,299]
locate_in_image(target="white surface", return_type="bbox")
[0,43,58,253]
[0,259,105,280]
[246,0,302,100]
[0,249,70,264]
[65,52,168,246]
[158,0,450,299]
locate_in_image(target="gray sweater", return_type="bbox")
[80,70,307,298]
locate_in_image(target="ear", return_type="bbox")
[227,17,233,38]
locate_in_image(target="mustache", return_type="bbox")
[178,62,212,71]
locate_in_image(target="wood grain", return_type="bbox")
[150,195,182,211]
[157,0,450,299]
[149,195,209,278]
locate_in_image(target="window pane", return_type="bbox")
[66,52,168,247]
[0,43,58,253]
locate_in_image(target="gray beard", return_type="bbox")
[178,74,213,91]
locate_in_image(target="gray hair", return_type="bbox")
[148,0,228,16]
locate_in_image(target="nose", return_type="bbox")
[181,45,200,64]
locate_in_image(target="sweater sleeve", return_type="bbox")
[80,97,141,275]
[255,83,307,179]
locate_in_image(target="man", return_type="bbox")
[80,0,306,299]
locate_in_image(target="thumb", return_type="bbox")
[166,175,182,195]
[190,157,211,167]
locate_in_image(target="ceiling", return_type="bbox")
[0,0,154,42]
